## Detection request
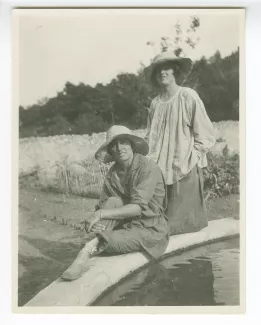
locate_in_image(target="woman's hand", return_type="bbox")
[86,210,103,232]
[89,222,106,233]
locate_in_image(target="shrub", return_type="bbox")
[203,145,239,200]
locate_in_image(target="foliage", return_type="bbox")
[186,50,239,121]
[203,146,239,200]
[19,48,239,138]
[19,15,239,138]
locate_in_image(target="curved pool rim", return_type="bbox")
[25,217,240,307]
[91,234,240,306]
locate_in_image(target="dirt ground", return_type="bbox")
[18,186,239,306]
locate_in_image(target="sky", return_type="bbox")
[17,8,242,107]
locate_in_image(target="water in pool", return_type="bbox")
[93,237,239,306]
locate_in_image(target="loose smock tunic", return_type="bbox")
[145,87,216,235]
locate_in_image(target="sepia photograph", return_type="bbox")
[13,7,245,312]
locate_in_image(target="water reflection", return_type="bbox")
[94,237,239,306]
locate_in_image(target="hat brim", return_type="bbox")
[145,57,193,87]
[95,133,149,164]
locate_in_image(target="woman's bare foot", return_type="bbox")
[61,249,93,281]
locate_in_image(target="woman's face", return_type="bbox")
[155,63,176,87]
[109,138,134,164]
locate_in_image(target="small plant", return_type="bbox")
[203,145,239,200]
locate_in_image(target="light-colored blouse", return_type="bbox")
[145,86,216,185]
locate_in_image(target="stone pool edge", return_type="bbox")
[24,217,239,307]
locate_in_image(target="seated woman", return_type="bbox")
[61,125,169,281]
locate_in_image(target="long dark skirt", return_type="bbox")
[167,165,208,236]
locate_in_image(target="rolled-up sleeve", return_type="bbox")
[190,92,216,156]
[130,162,160,211]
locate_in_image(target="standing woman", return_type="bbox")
[144,51,216,235]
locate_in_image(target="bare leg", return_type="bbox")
[61,237,99,281]
[61,197,124,281]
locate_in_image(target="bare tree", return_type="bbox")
[147,16,200,57]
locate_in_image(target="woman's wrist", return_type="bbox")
[99,209,104,220]
[99,208,116,220]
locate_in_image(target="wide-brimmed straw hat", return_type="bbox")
[145,51,193,87]
[95,125,149,164]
